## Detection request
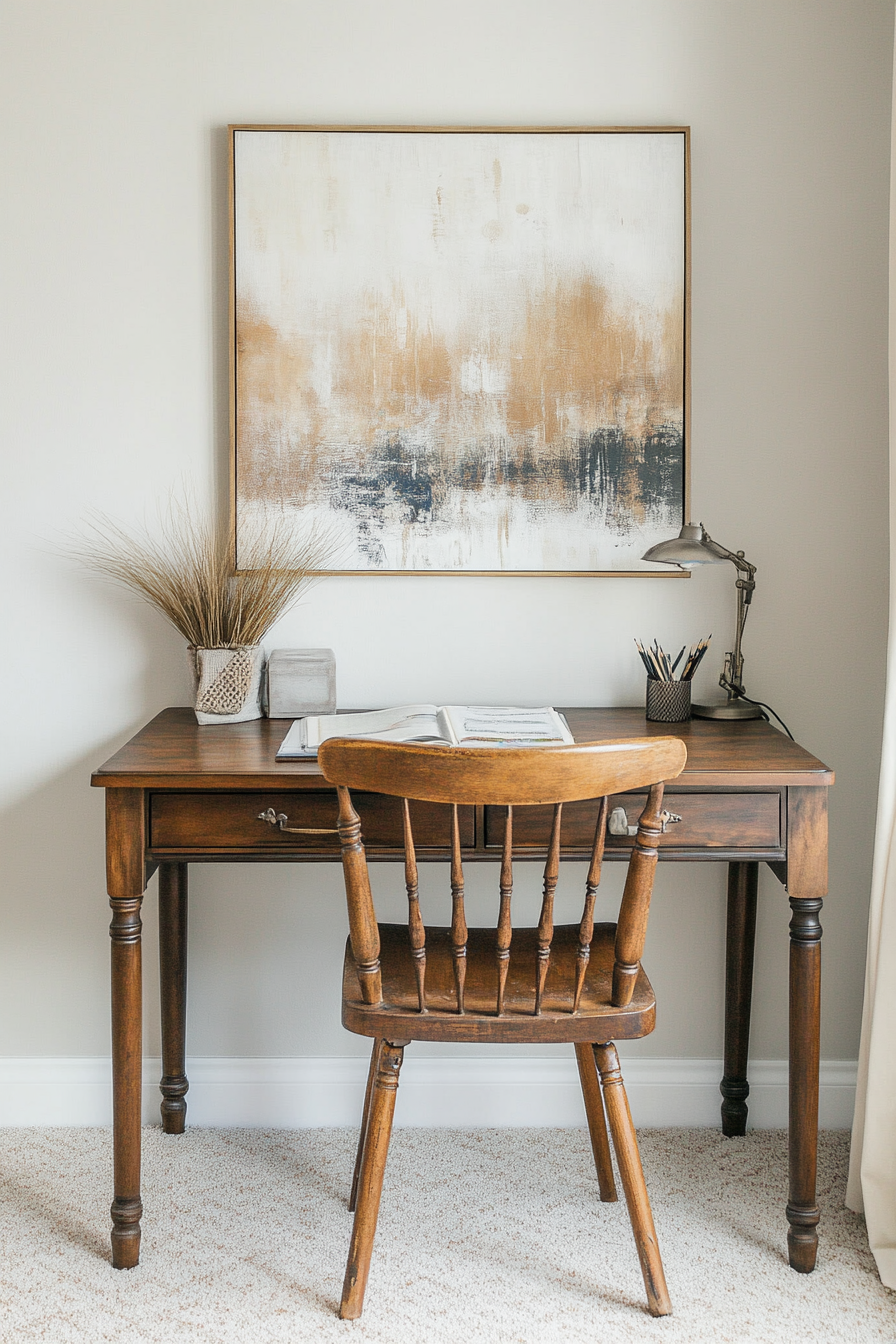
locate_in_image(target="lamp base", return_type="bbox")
[692,699,764,721]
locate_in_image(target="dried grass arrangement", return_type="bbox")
[75,498,340,723]
[76,499,338,648]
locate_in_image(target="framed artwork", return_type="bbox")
[230,126,689,575]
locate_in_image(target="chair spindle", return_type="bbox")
[336,786,382,1005]
[450,804,467,1014]
[402,799,427,1013]
[573,795,608,1012]
[496,805,513,1015]
[534,803,562,1014]
[612,783,664,1008]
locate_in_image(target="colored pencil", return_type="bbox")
[635,635,711,682]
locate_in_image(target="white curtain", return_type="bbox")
[846,12,896,1289]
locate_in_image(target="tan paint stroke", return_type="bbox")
[236,309,323,506]
[334,287,453,436]
[237,278,683,515]
[505,279,682,444]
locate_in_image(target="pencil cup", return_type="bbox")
[645,677,691,723]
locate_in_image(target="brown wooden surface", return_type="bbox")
[93,706,833,1282]
[148,787,784,863]
[594,1044,672,1317]
[720,861,759,1137]
[788,894,823,1273]
[319,734,688,803]
[150,790,475,852]
[784,787,828,1273]
[785,787,830,897]
[323,738,678,1319]
[339,1040,405,1320]
[105,788,145,1270]
[449,805,468,1011]
[349,1039,383,1214]
[158,863,189,1135]
[574,796,608,1012]
[574,1041,617,1201]
[495,791,781,851]
[92,706,833,791]
[106,788,147,895]
[535,804,563,1015]
[612,783,664,1008]
[342,923,657,1043]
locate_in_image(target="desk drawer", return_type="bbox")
[150,792,475,852]
[484,792,781,853]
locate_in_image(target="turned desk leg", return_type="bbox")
[787,895,822,1272]
[783,785,827,1273]
[159,862,189,1134]
[107,789,146,1269]
[720,861,758,1136]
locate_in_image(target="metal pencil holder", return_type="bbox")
[646,677,691,723]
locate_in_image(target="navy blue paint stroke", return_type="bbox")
[324,428,684,564]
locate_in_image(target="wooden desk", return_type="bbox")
[92,707,833,1275]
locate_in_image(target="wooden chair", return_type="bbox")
[317,735,687,1320]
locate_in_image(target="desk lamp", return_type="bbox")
[642,523,762,720]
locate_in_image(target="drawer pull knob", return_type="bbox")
[257,807,339,836]
[608,806,683,837]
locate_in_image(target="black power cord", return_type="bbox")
[733,693,794,740]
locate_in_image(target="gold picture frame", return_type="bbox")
[230,125,690,576]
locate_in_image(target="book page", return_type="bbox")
[277,703,574,758]
[278,705,449,757]
[441,705,574,746]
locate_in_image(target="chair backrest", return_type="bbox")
[318,738,687,1016]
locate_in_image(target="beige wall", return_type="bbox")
[0,0,890,1069]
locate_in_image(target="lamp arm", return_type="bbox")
[699,527,757,701]
[725,583,749,697]
[698,528,757,589]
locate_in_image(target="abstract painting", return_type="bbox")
[231,127,688,573]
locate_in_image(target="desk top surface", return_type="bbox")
[92,707,833,791]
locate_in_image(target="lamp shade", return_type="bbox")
[642,523,724,567]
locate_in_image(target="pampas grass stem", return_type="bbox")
[74,498,339,647]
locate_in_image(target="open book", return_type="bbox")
[276,704,574,758]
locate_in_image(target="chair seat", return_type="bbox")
[342,922,656,1044]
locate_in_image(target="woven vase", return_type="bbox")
[188,645,266,725]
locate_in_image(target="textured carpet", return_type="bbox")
[0,1127,891,1343]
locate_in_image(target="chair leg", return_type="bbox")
[593,1043,671,1318]
[339,1040,404,1320]
[574,1042,617,1201]
[349,1039,383,1213]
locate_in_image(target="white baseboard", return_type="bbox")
[0,1056,857,1129]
